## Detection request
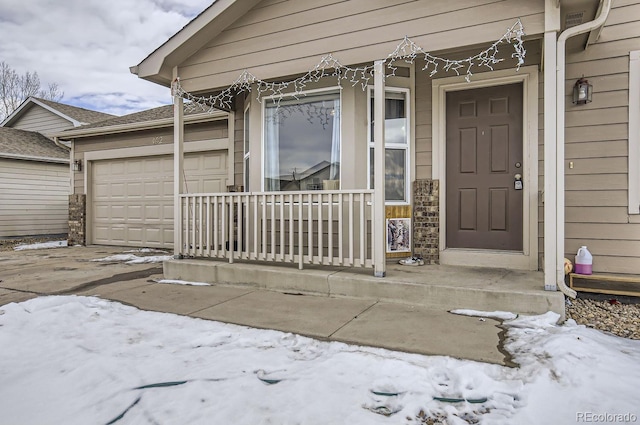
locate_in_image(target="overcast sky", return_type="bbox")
[0,0,213,116]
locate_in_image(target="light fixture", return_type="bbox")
[572,77,593,105]
[72,159,82,172]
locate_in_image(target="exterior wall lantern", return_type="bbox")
[72,159,82,172]
[572,77,593,105]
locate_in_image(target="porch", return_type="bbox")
[164,257,565,321]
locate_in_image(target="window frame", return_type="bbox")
[243,99,250,191]
[260,87,342,192]
[366,86,411,205]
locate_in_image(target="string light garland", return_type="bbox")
[172,19,525,113]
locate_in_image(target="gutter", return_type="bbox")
[555,0,612,298]
[0,152,69,164]
[53,136,70,150]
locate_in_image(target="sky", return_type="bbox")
[0,0,213,116]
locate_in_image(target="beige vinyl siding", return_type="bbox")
[178,0,544,93]
[73,121,227,194]
[0,158,69,237]
[561,0,640,274]
[415,60,432,180]
[10,105,73,135]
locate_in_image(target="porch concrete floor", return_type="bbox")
[0,246,564,366]
[164,257,564,319]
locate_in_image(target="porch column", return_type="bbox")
[373,60,386,277]
[543,0,560,290]
[172,69,185,259]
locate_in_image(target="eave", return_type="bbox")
[131,0,261,88]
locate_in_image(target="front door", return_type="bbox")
[445,83,523,251]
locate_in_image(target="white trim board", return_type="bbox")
[82,138,228,162]
[432,66,539,271]
[629,50,640,215]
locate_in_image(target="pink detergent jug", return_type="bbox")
[574,246,593,275]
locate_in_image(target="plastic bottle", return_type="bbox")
[574,246,593,275]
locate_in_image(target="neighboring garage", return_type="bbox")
[57,105,231,248]
[91,151,227,248]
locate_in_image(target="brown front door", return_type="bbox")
[446,83,523,251]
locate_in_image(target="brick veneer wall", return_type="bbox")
[412,179,439,264]
[68,194,86,246]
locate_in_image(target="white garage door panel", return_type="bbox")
[92,151,227,248]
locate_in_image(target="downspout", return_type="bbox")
[555,0,612,298]
[53,136,68,150]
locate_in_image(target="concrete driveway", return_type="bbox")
[0,245,513,366]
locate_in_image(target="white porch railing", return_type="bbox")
[179,190,375,269]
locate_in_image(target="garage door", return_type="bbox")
[92,151,227,248]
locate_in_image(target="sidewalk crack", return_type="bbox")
[327,301,378,338]
[187,288,257,315]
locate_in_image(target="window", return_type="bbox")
[368,89,410,203]
[263,91,341,191]
[243,101,250,191]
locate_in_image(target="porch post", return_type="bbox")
[373,60,386,277]
[543,0,560,290]
[172,68,185,259]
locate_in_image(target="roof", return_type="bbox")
[33,97,115,124]
[68,104,176,130]
[132,0,261,87]
[1,97,115,128]
[0,128,69,162]
[56,104,227,139]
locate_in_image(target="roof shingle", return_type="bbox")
[0,128,69,161]
[69,104,175,130]
[34,97,116,124]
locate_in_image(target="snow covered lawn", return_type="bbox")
[13,240,68,251]
[90,253,173,264]
[0,296,638,425]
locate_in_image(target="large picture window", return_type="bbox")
[368,89,410,203]
[263,91,341,191]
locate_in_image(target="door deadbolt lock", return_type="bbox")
[514,173,523,190]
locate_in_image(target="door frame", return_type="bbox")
[432,66,539,270]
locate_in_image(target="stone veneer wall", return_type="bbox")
[68,194,86,246]
[412,179,439,264]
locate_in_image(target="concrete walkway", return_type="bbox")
[0,245,526,366]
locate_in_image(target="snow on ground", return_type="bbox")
[156,279,211,287]
[0,297,638,425]
[13,240,68,251]
[124,248,168,254]
[91,254,172,264]
[450,309,518,321]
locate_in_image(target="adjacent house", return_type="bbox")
[0,97,114,238]
[56,105,229,248]
[2,97,114,138]
[0,128,70,237]
[69,0,636,293]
